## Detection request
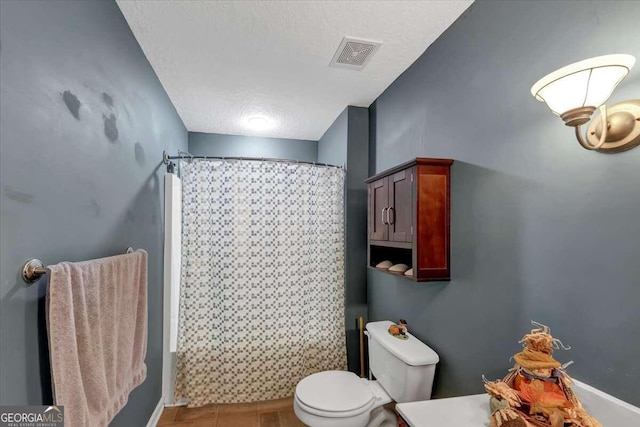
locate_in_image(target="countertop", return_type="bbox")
[396,380,640,427]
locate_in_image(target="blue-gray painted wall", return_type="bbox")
[189,132,317,163]
[368,0,640,405]
[318,107,369,373]
[0,1,188,425]
[317,109,348,167]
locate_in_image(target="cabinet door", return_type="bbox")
[389,168,413,242]
[369,178,389,241]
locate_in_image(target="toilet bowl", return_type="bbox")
[293,371,393,427]
[293,321,439,427]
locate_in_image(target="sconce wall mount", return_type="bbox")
[584,100,640,153]
[531,54,640,153]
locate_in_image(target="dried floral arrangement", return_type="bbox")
[484,322,601,427]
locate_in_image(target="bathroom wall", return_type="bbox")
[189,132,317,162]
[0,1,188,425]
[318,109,348,166]
[368,0,640,405]
[318,106,369,373]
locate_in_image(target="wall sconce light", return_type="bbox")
[531,54,640,153]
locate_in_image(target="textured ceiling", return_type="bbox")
[117,1,472,140]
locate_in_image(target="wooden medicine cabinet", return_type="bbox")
[366,158,453,281]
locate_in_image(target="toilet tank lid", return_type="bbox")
[366,321,440,366]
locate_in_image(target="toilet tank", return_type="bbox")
[366,321,439,403]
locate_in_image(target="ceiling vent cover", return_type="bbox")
[330,37,381,71]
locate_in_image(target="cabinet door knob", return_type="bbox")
[381,207,389,225]
[388,207,395,225]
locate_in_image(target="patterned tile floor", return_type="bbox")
[157,396,305,427]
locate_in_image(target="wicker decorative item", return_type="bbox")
[484,322,602,427]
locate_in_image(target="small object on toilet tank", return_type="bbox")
[398,319,407,335]
[388,319,408,339]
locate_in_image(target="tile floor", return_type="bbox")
[157,396,305,427]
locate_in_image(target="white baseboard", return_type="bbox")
[163,398,187,408]
[146,398,164,427]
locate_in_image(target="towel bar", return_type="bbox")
[22,247,135,284]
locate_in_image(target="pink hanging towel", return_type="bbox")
[47,249,148,427]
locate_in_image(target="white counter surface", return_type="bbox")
[397,394,489,427]
[396,380,640,427]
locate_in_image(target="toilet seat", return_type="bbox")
[295,371,375,418]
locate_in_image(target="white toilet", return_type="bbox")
[293,320,440,427]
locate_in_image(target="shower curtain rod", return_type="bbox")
[162,151,343,169]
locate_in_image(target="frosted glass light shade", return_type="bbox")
[531,54,635,115]
[244,115,274,132]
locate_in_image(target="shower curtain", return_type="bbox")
[174,160,347,406]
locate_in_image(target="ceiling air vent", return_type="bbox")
[330,37,381,71]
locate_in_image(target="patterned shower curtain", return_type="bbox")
[174,160,347,406]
